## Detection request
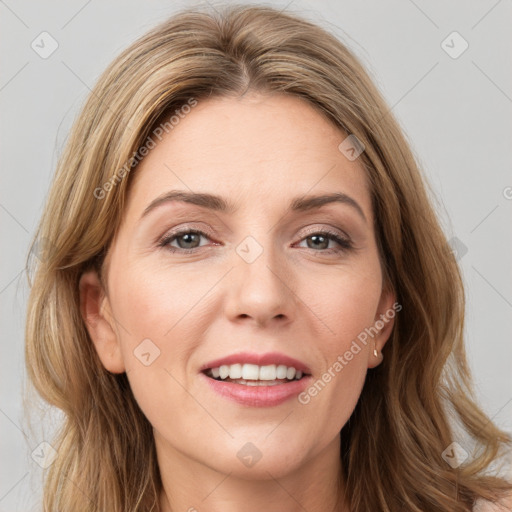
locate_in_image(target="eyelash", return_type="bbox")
[157,227,354,255]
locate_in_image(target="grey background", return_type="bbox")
[1,0,511,508]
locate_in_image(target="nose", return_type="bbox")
[223,241,297,328]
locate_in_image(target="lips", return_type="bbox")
[201,373,312,407]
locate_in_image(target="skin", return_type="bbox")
[80,92,396,512]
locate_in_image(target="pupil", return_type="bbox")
[179,233,199,249]
[308,235,328,250]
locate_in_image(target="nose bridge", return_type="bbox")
[226,231,295,325]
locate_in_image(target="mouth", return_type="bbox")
[200,352,312,406]
[203,363,310,386]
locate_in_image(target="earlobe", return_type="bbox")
[368,287,398,369]
[79,270,125,374]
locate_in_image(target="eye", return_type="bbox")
[157,227,353,254]
[296,230,353,254]
[158,229,213,253]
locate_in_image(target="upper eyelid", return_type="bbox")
[162,223,350,240]
[299,224,350,238]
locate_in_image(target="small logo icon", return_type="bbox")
[134,338,161,366]
[31,32,59,59]
[338,134,365,161]
[31,441,58,469]
[235,236,264,264]
[31,236,55,262]
[442,441,469,468]
[441,31,469,59]
[236,442,262,468]
[448,236,468,261]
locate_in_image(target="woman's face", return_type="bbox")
[81,92,396,480]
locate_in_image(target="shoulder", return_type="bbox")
[473,493,512,511]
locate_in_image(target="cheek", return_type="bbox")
[107,259,225,424]
[296,260,382,425]
[110,258,221,347]
[109,264,214,438]
[304,259,383,351]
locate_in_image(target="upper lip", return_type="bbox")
[200,351,311,374]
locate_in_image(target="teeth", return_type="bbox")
[206,363,306,381]
[234,379,282,386]
[229,363,243,379]
[242,364,260,380]
[259,364,276,380]
[219,365,230,379]
[276,365,288,379]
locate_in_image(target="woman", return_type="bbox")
[25,4,512,511]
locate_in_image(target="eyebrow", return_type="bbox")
[140,190,367,223]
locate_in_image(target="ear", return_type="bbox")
[367,286,399,369]
[79,269,125,374]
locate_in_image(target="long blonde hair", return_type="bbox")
[25,4,512,511]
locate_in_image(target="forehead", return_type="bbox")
[127,93,372,220]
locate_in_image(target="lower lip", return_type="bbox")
[200,372,312,407]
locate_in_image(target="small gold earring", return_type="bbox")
[373,347,378,357]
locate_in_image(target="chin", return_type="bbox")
[215,435,313,480]
[217,453,308,481]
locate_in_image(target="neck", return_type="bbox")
[156,433,348,512]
